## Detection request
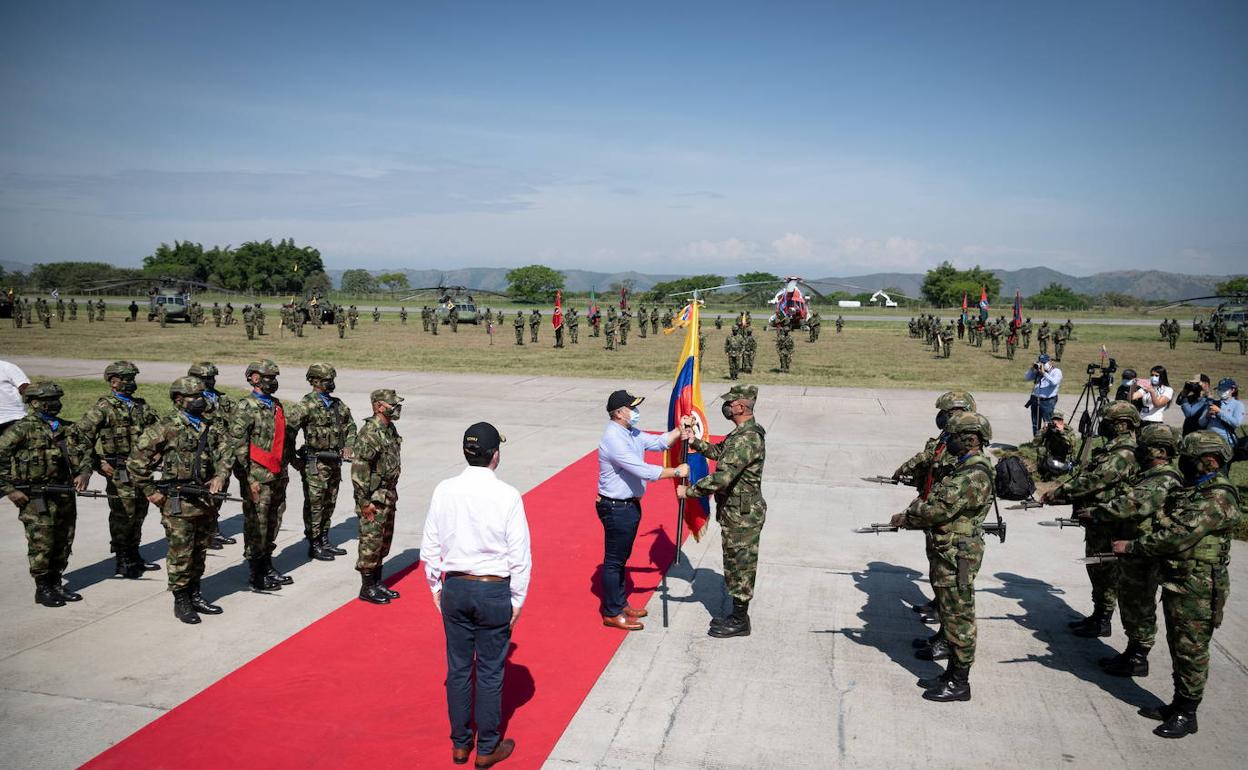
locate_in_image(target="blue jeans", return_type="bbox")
[442,576,512,754]
[596,497,641,617]
[1031,395,1057,436]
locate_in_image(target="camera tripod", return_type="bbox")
[1070,369,1113,465]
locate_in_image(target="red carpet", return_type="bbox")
[83,448,686,770]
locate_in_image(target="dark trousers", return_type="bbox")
[596,497,641,617]
[1030,395,1057,436]
[442,576,512,754]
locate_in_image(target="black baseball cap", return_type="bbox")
[606,389,644,413]
[463,422,506,458]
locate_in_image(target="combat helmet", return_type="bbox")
[935,390,977,413]
[946,411,992,444]
[23,381,64,403]
[244,359,280,378]
[1138,423,1180,452]
[169,376,205,399]
[1101,401,1141,430]
[1179,430,1233,465]
[306,362,337,382]
[104,361,140,380]
[188,362,219,378]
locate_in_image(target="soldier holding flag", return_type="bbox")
[552,291,564,348]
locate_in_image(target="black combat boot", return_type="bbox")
[374,568,400,599]
[1098,641,1149,677]
[917,660,953,689]
[912,632,941,649]
[915,637,951,661]
[130,545,161,572]
[708,599,750,638]
[34,576,66,607]
[917,606,940,625]
[911,599,936,614]
[307,536,334,561]
[321,534,347,557]
[48,574,82,602]
[248,558,282,592]
[922,664,971,702]
[1154,695,1199,739]
[211,526,236,547]
[266,555,294,585]
[189,580,223,615]
[358,572,390,605]
[115,552,143,580]
[173,589,201,624]
[1072,610,1112,638]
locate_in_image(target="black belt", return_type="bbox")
[1035,396,1057,401]
[597,494,640,504]
[444,572,508,582]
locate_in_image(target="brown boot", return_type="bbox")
[475,739,515,768]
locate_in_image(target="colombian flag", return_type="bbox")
[666,300,711,540]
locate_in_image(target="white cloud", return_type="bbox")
[771,233,815,259]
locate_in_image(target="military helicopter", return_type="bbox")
[73,276,254,323]
[668,275,919,328]
[397,283,509,325]
[1145,290,1247,342]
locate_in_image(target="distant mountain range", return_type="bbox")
[1,258,1233,302]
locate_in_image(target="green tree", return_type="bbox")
[646,274,724,302]
[1215,276,1248,295]
[144,240,214,283]
[506,264,565,303]
[920,262,1002,307]
[1028,282,1091,310]
[340,269,376,295]
[376,271,410,292]
[304,270,333,296]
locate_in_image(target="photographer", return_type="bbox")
[1035,410,1077,479]
[1177,374,1212,435]
[1197,377,1243,450]
[1024,354,1063,436]
[1114,369,1137,402]
[1130,365,1173,423]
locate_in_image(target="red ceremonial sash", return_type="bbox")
[249,402,285,473]
[921,441,945,500]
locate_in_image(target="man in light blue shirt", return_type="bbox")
[596,389,687,631]
[1024,354,1063,436]
[1198,378,1243,451]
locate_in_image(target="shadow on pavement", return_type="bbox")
[649,526,729,623]
[986,571,1163,711]
[499,642,536,736]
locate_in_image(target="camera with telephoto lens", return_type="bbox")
[1085,357,1117,396]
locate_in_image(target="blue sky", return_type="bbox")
[2,1,1244,276]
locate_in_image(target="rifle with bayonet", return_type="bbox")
[854,520,1007,543]
[1007,498,1046,510]
[862,474,912,486]
[1038,517,1083,529]
[1078,552,1122,565]
[156,481,245,514]
[14,483,122,513]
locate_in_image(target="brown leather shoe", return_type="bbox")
[453,746,471,765]
[475,738,515,768]
[602,613,644,631]
[623,606,648,618]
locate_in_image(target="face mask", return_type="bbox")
[320,379,336,393]
[1222,390,1235,401]
[1150,376,1160,386]
[628,408,641,428]
[1178,456,1201,485]
[935,411,950,431]
[184,397,208,415]
[258,377,278,395]
[721,402,735,420]
[383,404,402,420]
[37,399,63,416]
[201,377,217,392]
[116,379,138,395]
[946,435,968,457]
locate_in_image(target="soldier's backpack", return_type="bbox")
[994,456,1035,501]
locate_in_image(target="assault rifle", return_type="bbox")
[862,475,912,486]
[854,520,1007,543]
[1038,517,1083,529]
[1007,499,1046,511]
[297,448,351,473]
[156,482,245,515]
[14,484,120,513]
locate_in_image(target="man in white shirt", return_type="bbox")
[421,422,530,769]
[0,360,30,436]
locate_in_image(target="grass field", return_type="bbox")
[5,312,1245,394]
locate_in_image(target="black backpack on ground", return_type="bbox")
[994,456,1036,501]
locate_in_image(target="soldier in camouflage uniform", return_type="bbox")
[352,389,404,604]
[1020,317,1032,348]
[243,304,256,340]
[348,305,359,330]
[76,362,161,578]
[529,309,541,343]
[127,377,234,624]
[212,302,221,327]
[890,412,995,702]
[939,323,954,358]
[1037,321,1050,356]
[891,391,977,635]
[650,307,659,335]
[223,302,234,326]
[399,306,407,325]
[0,382,92,607]
[568,305,579,344]
[189,362,240,549]
[678,384,767,638]
[725,327,743,380]
[95,297,106,321]
[1043,400,1140,637]
[1112,431,1241,739]
[288,363,357,562]
[1094,423,1183,678]
[1034,409,1078,479]
[741,327,756,373]
[69,297,78,320]
[513,310,524,345]
[637,305,648,338]
[603,314,617,350]
[1053,325,1069,361]
[337,309,347,338]
[229,359,295,592]
[255,304,266,335]
[775,326,793,372]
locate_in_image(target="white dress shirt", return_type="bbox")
[0,360,30,425]
[597,421,670,499]
[421,465,532,608]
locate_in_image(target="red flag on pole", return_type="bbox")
[552,290,563,329]
[619,286,628,310]
[1012,290,1023,330]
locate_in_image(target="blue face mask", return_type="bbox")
[628,408,641,428]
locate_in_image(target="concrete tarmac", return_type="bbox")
[1,357,1245,769]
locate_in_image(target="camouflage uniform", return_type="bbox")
[76,362,160,577]
[212,303,221,327]
[69,298,78,320]
[939,324,954,358]
[725,329,743,379]
[1096,424,1182,672]
[1037,322,1050,356]
[229,360,295,591]
[399,307,407,324]
[685,385,767,635]
[1035,411,1078,479]
[603,316,617,350]
[650,308,658,335]
[288,364,357,560]
[637,306,647,338]
[743,328,758,373]
[568,306,579,344]
[1020,319,1032,348]
[0,382,92,606]
[807,310,820,342]
[529,309,541,343]
[352,390,403,601]
[1122,431,1240,737]
[255,304,265,335]
[1049,401,1139,633]
[96,298,106,321]
[127,377,234,622]
[190,362,242,548]
[513,311,524,345]
[775,328,793,372]
[902,414,994,676]
[243,304,256,339]
[1053,327,1068,361]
